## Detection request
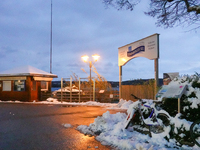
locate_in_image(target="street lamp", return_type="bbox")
[81,54,100,101]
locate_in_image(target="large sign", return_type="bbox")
[118,33,159,66]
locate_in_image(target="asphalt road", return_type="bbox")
[0,103,125,150]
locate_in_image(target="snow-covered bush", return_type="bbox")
[157,74,200,145]
[159,74,200,120]
[124,74,200,145]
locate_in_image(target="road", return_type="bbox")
[0,103,125,150]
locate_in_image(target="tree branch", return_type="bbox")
[183,0,200,14]
[102,0,200,29]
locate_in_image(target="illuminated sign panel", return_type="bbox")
[118,33,159,66]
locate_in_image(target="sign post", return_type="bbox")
[118,33,159,100]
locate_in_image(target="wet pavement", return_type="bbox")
[0,103,125,150]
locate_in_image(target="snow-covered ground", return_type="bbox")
[1,75,200,150]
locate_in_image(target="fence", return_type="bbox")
[42,80,156,102]
[51,77,95,102]
[50,77,119,103]
[95,90,119,103]
[121,84,155,101]
[41,85,155,102]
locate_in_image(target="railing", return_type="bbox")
[41,84,156,103]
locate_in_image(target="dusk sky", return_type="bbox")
[0,0,200,81]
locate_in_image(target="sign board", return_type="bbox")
[118,33,159,66]
[156,84,187,99]
[163,72,179,85]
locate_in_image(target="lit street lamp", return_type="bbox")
[81,54,100,101]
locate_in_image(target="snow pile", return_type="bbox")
[77,109,200,150]
[63,123,73,128]
[39,99,132,109]
[116,99,133,109]
[46,98,59,103]
[77,111,177,150]
[52,86,82,95]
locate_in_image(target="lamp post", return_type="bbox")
[81,54,100,101]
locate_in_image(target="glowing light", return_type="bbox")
[92,54,100,62]
[122,58,127,62]
[81,55,89,62]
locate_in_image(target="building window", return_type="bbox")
[3,81,11,91]
[41,81,48,91]
[14,80,25,91]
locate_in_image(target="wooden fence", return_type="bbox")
[121,84,155,101]
[95,90,119,103]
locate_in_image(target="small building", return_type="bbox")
[0,65,57,102]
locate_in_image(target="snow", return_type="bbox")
[0,65,57,77]
[52,86,82,95]
[78,110,165,150]
[172,113,192,134]
[63,123,73,128]
[1,75,200,149]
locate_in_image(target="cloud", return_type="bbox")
[0,0,200,82]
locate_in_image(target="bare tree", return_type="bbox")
[102,0,140,10]
[102,0,200,29]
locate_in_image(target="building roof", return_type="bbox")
[0,65,57,78]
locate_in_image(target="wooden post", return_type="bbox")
[178,98,180,113]
[119,66,122,100]
[61,78,63,103]
[70,77,72,102]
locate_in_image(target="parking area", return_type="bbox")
[0,103,125,150]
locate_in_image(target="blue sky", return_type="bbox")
[0,0,200,81]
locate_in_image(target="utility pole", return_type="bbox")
[50,0,53,73]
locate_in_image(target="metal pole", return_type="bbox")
[154,58,159,100]
[93,78,95,101]
[50,0,53,73]
[154,34,160,100]
[89,61,92,101]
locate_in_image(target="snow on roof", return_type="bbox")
[0,65,57,78]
